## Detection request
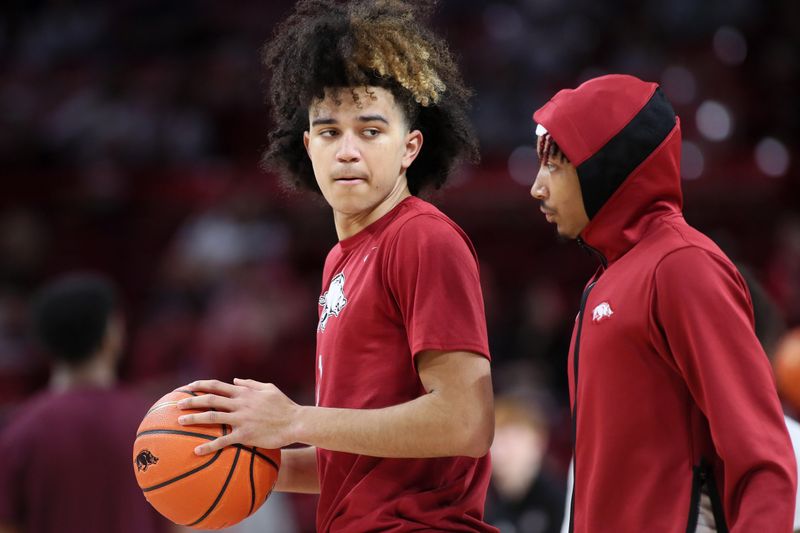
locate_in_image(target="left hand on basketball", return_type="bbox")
[177,378,300,455]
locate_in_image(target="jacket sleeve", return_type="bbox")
[653,246,796,532]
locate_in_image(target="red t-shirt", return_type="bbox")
[314,196,496,532]
[0,386,170,533]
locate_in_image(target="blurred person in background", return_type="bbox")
[529,73,795,531]
[0,273,170,533]
[128,189,312,394]
[740,266,800,532]
[0,209,51,418]
[487,394,565,533]
[176,1,497,532]
[776,330,800,421]
[767,216,800,327]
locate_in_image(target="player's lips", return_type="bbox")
[332,175,367,185]
[540,206,556,221]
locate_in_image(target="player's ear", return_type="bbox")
[401,130,423,171]
[303,131,310,155]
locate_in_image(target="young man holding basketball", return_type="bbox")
[178,1,497,531]
[529,74,796,531]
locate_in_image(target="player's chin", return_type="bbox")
[329,195,375,216]
[556,225,580,241]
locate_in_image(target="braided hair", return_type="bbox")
[537,133,566,166]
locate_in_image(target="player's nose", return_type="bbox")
[531,167,547,200]
[336,131,361,163]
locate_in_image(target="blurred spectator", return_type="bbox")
[0,286,48,422]
[0,273,171,533]
[0,208,49,288]
[168,191,290,287]
[729,266,800,531]
[128,191,314,400]
[767,216,800,326]
[775,329,800,419]
[511,281,572,394]
[0,209,51,421]
[487,394,565,533]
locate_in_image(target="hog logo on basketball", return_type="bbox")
[135,449,159,472]
[318,272,348,332]
[592,302,614,323]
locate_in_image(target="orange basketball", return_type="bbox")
[132,387,281,529]
[774,328,800,414]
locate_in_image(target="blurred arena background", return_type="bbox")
[1,1,798,531]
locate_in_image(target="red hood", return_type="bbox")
[533,74,683,264]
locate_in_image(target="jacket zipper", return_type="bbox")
[567,279,597,533]
[685,465,704,532]
[703,463,728,533]
[685,462,729,533]
[577,237,608,269]
[568,237,606,533]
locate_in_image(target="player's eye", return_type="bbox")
[546,162,558,173]
[319,129,339,137]
[362,128,380,137]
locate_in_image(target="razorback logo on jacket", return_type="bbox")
[592,302,614,323]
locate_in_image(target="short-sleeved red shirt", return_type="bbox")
[314,197,496,532]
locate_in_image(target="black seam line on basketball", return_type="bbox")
[248,446,256,515]
[238,446,279,471]
[136,429,219,441]
[134,430,276,469]
[188,446,242,527]
[577,87,676,219]
[141,448,224,492]
[177,389,198,396]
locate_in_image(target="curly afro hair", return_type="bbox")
[261,0,479,195]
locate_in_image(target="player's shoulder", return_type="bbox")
[381,198,478,266]
[638,215,734,275]
[389,197,467,242]
[653,240,741,297]
[657,215,728,258]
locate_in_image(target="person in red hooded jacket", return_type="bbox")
[529,74,796,532]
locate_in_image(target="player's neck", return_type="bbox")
[49,354,116,392]
[333,181,411,241]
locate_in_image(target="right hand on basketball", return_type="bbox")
[177,378,301,455]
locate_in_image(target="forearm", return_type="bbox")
[274,446,320,494]
[179,352,494,461]
[294,382,493,458]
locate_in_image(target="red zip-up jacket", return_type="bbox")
[534,74,796,532]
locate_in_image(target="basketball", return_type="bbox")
[132,387,281,529]
[775,328,800,415]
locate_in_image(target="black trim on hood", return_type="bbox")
[577,88,676,219]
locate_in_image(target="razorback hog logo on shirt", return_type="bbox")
[318,272,348,332]
[592,302,614,323]
[135,449,159,472]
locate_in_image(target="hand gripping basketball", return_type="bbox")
[176,378,302,455]
[132,385,281,529]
